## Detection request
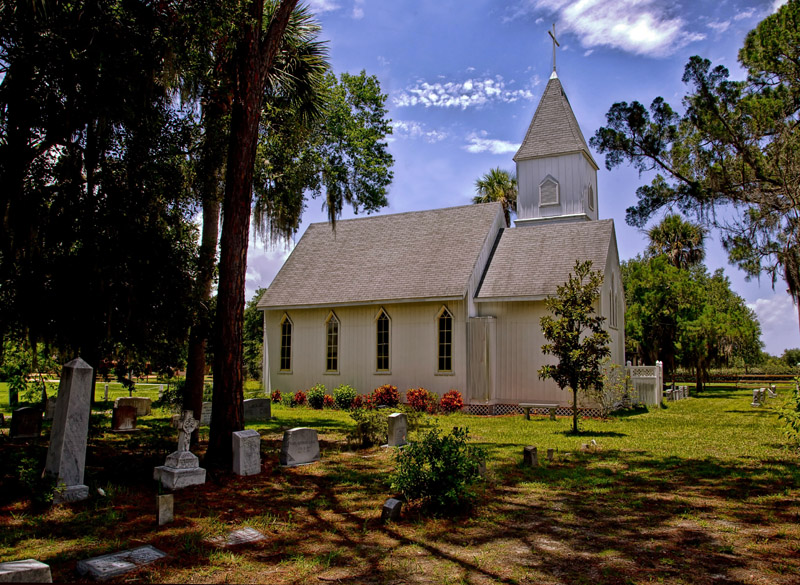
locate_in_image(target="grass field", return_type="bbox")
[1,383,798,584]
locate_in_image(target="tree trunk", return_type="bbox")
[572,387,579,434]
[206,0,298,468]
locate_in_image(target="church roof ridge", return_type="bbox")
[513,75,598,168]
[304,201,500,230]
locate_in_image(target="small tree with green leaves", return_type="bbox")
[539,260,611,433]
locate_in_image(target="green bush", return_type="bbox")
[307,383,327,409]
[775,377,800,446]
[333,384,358,410]
[282,392,294,407]
[348,408,389,448]
[391,425,486,514]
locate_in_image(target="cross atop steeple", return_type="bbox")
[548,23,560,78]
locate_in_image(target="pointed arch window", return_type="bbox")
[375,308,391,372]
[436,306,454,373]
[280,314,293,372]
[325,312,340,373]
[609,275,618,329]
[587,184,595,211]
[539,175,560,206]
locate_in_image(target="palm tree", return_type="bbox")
[646,214,707,269]
[473,168,517,228]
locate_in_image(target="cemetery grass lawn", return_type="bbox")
[0,384,799,584]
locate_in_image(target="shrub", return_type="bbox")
[307,384,327,409]
[348,408,388,448]
[391,425,486,514]
[406,387,438,413]
[372,384,399,407]
[292,390,307,407]
[323,394,335,408]
[352,394,376,410]
[282,392,294,407]
[439,389,464,413]
[775,377,800,446]
[333,384,359,410]
[271,389,282,403]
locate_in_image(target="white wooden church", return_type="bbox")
[258,67,625,415]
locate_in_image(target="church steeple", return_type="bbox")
[513,54,599,226]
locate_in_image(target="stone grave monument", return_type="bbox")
[114,396,151,417]
[44,358,93,503]
[381,498,403,523]
[523,446,538,467]
[386,413,407,447]
[153,411,206,490]
[111,405,138,433]
[44,396,57,421]
[280,427,320,467]
[200,401,212,426]
[232,429,261,476]
[0,559,53,583]
[76,545,167,581]
[243,398,271,421]
[9,407,42,439]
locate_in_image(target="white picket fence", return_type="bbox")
[626,361,663,406]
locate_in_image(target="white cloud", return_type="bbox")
[515,0,705,58]
[734,8,756,20]
[747,293,800,356]
[352,0,364,19]
[377,55,390,67]
[772,0,788,13]
[392,120,448,143]
[463,131,520,155]
[306,0,340,13]
[583,49,594,57]
[394,75,539,109]
[707,20,731,33]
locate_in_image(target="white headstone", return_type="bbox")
[232,430,261,476]
[45,358,93,503]
[0,559,52,583]
[200,402,212,426]
[386,413,407,447]
[157,494,173,526]
[153,411,206,490]
[280,427,320,467]
[76,545,167,581]
[114,396,151,417]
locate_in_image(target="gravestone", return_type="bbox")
[9,407,42,439]
[43,397,57,421]
[170,414,181,429]
[153,411,206,490]
[103,384,109,401]
[199,402,212,426]
[386,413,407,447]
[523,446,538,467]
[76,545,167,581]
[243,398,271,421]
[0,559,52,583]
[156,494,173,526]
[111,406,138,433]
[114,397,151,417]
[232,430,261,476]
[205,527,265,547]
[381,498,403,523]
[45,358,94,503]
[280,427,320,467]
[547,448,555,461]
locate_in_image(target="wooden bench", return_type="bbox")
[519,403,559,421]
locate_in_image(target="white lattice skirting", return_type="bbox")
[466,403,602,418]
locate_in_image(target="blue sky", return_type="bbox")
[246,0,800,356]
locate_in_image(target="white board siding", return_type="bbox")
[264,300,467,398]
[516,153,598,221]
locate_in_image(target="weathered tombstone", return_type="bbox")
[547,448,555,461]
[111,406,138,433]
[45,358,93,503]
[43,397,57,421]
[243,398,271,421]
[205,527,265,547]
[76,545,167,581]
[114,396,151,417]
[280,427,320,467]
[768,384,777,398]
[381,498,402,523]
[523,446,538,467]
[153,411,206,490]
[156,494,173,526]
[199,402,212,426]
[386,413,407,447]
[0,559,52,583]
[170,414,181,429]
[9,407,42,439]
[103,384,109,401]
[232,429,261,476]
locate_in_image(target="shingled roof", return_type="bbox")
[258,203,503,309]
[513,74,598,168]
[476,220,614,300]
